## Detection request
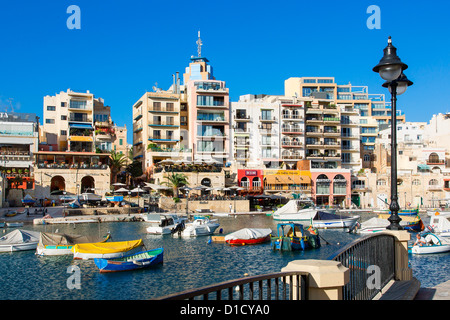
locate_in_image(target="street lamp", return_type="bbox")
[373,36,413,230]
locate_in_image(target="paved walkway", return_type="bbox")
[415,280,450,300]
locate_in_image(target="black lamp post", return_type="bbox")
[373,36,413,230]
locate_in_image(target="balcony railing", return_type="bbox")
[156,271,310,300]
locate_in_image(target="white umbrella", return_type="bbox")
[159,159,174,164]
[112,182,126,187]
[131,187,146,193]
[222,188,231,191]
[114,187,130,193]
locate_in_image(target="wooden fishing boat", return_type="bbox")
[377,213,424,232]
[5,210,17,217]
[72,239,144,260]
[224,228,272,246]
[94,248,163,273]
[271,222,321,251]
[36,232,110,256]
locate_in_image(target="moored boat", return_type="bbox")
[0,229,41,252]
[350,215,425,234]
[181,218,220,237]
[224,228,272,246]
[6,222,24,228]
[144,213,186,235]
[272,199,322,222]
[36,232,110,256]
[72,239,144,260]
[377,213,424,232]
[311,211,360,229]
[428,212,450,237]
[94,248,163,273]
[271,222,321,251]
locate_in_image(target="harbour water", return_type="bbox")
[0,213,448,300]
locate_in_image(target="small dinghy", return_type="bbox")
[0,229,40,252]
[409,233,450,255]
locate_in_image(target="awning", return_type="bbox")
[418,164,430,170]
[69,123,94,129]
[264,175,311,185]
[68,136,93,142]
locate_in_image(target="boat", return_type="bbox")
[144,213,186,235]
[68,198,81,208]
[271,222,321,251]
[224,228,272,246]
[36,232,111,256]
[5,210,17,217]
[428,212,450,237]
[21,194,36,206]
[377,213,424,232]
[0,229,41,252]
[409,233,450,255]
[72,239,144,260]
[180,218,220,237]
[349,215,425,234]
[310,211,360,229]
[94,247,164,273]
[0,222,5,228]
[272,199,321,222]
[6,222,24,228]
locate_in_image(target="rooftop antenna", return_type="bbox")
[196,30,202,57]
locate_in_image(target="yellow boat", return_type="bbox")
[72,239,144,260]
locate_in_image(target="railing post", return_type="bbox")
[281,260,349,300]
[382,230,412,281]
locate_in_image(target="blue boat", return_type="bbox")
[94,248,163,273]
[271,222,321,251]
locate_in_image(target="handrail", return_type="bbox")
[328,233,397,300]
[155,271,309,300]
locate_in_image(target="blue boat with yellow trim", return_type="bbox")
[94,247,164,273]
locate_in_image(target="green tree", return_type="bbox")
[162,172,189,198]
[109,150,127,184]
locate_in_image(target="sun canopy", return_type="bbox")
[0,229,40,245]
[72,239,143,254]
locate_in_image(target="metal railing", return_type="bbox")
[328,233,396,300]
[156,272,309,300]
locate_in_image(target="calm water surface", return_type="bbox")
[0,214,448,299]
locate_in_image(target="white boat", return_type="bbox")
[272,199,322,222]
[181,218,220,237]
[6,222,24,228]
[427,209,450,217]
[350,216,423,234]
[311,211,360,229]
[410,233,450,255]
[144,213,186,235]
[0,229,41,252]
[428,213,450,237]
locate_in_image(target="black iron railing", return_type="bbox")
[155,272,309,300]
[328,233,396,300]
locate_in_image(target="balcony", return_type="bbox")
[69,114,92,123]
[259,116,276,122]
[234,114,250,121]
[427,160,445,165]
[282,128,303,135]
[427,184,443,191]
[281,142,303,148]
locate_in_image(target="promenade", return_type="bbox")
[415,280,450,300]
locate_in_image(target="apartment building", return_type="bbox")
[0,112,39,191]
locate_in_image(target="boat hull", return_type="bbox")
[226,236,270,246]
[36,246,74,256]
[94,248,164,273]
[312,217,359,229]
[410,244,450,255]
[0,242,38,252]
[72,239,144,260]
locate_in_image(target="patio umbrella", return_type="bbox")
[112,183,126,187]
[131,187,146,193]
[114,187,130,193]
[159,159,174,165]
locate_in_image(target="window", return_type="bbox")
[61,102,66,107]
[153,102,161,110]
[119,139,123,145]
[61,115,67,120]
[69,100,87,109]
[377,179,386,186]
[412,179,420,186]
[45,119,55,124]
[260,110,272,120]
[47,106,56,111]
[166,103,174,112]
[61,130,67,136]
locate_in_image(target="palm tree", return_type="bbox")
[109,150,127,184]
[162,172,189,198]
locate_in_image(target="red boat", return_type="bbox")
[224,228,272,246]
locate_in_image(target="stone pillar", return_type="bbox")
[281,260,349,300]
[383,230,412,281]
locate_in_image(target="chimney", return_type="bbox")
[176,71,180,94]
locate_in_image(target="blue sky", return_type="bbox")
[1,1,449,144]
